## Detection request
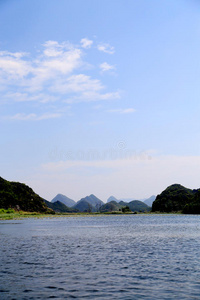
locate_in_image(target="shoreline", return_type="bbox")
[0,210,184,220]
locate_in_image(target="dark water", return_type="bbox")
[0,215,200,299]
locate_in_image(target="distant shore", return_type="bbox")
[0,210,137,220]
[0,209,185,220]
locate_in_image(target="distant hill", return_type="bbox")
[45,200,78,213]
[73,194,104,212]
[107,196,120,203]
[101,201,122,212]
[119,200,151,212]
[119,196,156,206]
[100,200,150,213]
[0,176,51,213]
[152,184,200,213]
[73,199,94,212]
[51,194,76,207]
[143,195,156,207]
[77,194,104,206]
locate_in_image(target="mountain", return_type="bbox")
[119,200,151,212]
[0,176,51,213]
[51,194,76,207]
[77,194,104,206]
[100,200,150,213]
[119,196,156,205]
[107,196,120,203]
[152,184,200,213]
[73,194,104,212]
[73,199,95,212]
[143,195,156,207]
[101,201,122,212]
[45,200,78,213]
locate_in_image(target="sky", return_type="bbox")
[1,0,200,202]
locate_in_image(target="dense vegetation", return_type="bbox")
[100,200,150,213]
[152,184,200,214]
[119,200,151,212]
[0,176,52,213]
[100,201,122,212]
[44,200,78,213]
[182,189,200,214]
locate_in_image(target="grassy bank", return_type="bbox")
[1,209,183,220]
[0,209,56,220]
[0,209,142,220]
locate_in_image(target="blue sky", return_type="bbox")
[1,0,200,202]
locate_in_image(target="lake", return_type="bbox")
[0,214,200,299]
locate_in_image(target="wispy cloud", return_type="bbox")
[4,92,58,103]
[65,91,120,104]
[0,51,31,80]
[4,112,62,121]
[107,108,135,114]
[52,74,103,94]
[80,38,93,49]
[97,43,115,54]
[52,73,120,102]
[0,39,120,120]
[99,62,115,72]
[0,41,83,92]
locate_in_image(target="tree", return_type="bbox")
[122,206,131,213]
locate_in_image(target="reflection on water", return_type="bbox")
[0,215,200,299]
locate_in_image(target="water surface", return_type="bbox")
[0,215,200,299]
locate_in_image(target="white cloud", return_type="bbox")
[0,42,83,93]
[0,51,31,80]
[0,39,120,120]
[53,74,120,102]
[53,74,103,94]
[28,44,82,92]
[4,92,58,103]
[42,40,79,56]
[43,40,66,57]
[65,91,120,103]
[0,41,83,94]
[97,43,115,54]
[0,40,118,98]
[41,49,82,74]
[107,108,135,114]
[5,112,61,121]
[100,62,115,72]
[80,38,93,49]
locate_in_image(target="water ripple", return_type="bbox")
[0,215,200,299]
